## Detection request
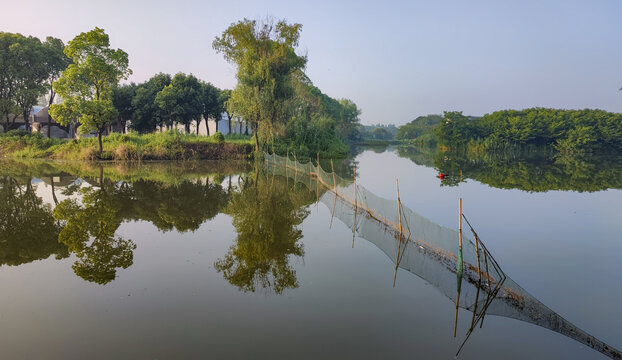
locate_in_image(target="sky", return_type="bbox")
[2,0,621,125]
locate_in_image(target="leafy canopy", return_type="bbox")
[50,27,131,140]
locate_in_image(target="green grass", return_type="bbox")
[0,130,254,161]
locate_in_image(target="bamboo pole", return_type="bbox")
[454,197,463,337]
[393,178,403,288]
[331,159,337,194]
[352,167,357,248]
[316,153,320,205]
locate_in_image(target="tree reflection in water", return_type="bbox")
[396,145,622,192]
[0,176,68,266]
[52,167,231,284]
[215,171,314,295]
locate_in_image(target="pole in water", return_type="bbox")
[454,197,464,337]
[352,167,357,248]
[393,178,403,288]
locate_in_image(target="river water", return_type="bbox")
[0,147,620,359]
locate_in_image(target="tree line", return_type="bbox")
[438,108,622,153]
[396,108,622,153]
[2,18,362,157]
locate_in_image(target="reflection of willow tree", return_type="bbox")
[215,173,313,294]
[0,177,68,266]
[53,180,136,285]
[397,145,622,192]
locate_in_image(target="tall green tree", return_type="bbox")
[50,28,132,155]
[42,36,71,137]
[200,82,221,135]
[155,73,203,134]
[130,73,171,133]
[213,18,308,152]
[112,83,136,134]
[0,33,49,132]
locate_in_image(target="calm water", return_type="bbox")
[0,148,620,359]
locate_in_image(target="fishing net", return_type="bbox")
[264,153,621,359]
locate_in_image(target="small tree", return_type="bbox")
[50,28,131,155]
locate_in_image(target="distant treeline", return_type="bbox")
[396,108,622,153]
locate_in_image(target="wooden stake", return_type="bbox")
[352,167,357,248]
[393,178,403,288]
[454,197,463,337]
[331,159,337,195]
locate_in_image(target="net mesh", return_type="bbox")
[264,152,621,359]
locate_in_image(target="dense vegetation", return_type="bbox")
[395,114,444,145]
[437,109,622,153]
[395,109,622,154]
[0,129,253,160]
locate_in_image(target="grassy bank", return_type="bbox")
[0,130,254,161]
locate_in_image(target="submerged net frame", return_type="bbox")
[265,152,622,359]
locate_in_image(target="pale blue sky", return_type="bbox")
[3,0,621,124]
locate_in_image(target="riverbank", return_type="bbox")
[0,131,254,161]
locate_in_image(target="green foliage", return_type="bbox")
[212,131,225,143]
[436,108,622,154]
[0,130,253,160]
[213,18,308,151]
[112,83,137,131]
[201,82,222,135]
[395,115,443,145]
[0,32,55,132]
[130,73,171,133]
[154,73,203,134]
[50,27,132,154]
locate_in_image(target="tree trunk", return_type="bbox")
[239,119,242,134]
[48,90,55,138]
[47,114,52,138]
[196,119,201,135]
[206,118,210,136]
[185,123,190,134]
[252,121,259,152]
[22,110,31,133]
[97,130,103,156]
[215,117,219,133]
[245,121,249,135]
[228,114,232,135]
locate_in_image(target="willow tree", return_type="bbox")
[213,18,307,152]
[50,28,131,155]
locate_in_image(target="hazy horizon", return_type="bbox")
[3,0,621,125]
